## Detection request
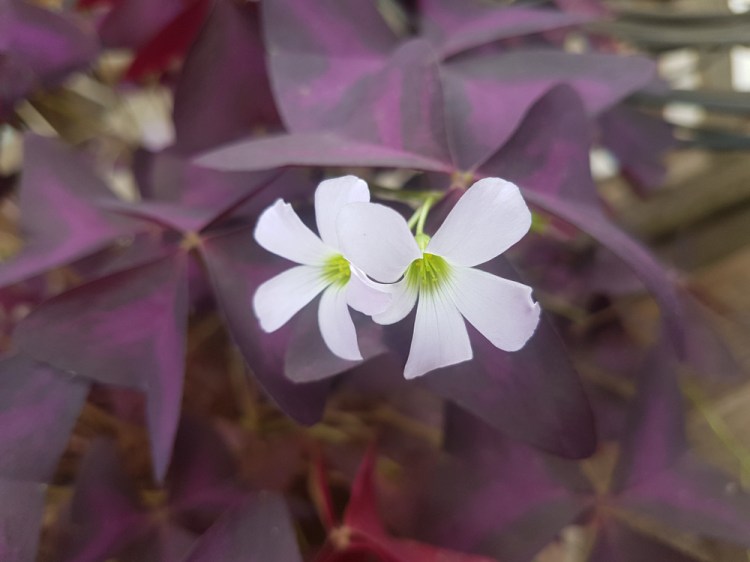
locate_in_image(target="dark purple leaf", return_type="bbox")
[419,258,595,459]
[445,49,656,117]
[196,131,450,173]
[521,189,686,356]
[0,479,46,562]
[599,106,675,193]
[0,0,97,116]
[476,84,596,204]
[167,417,242,513]
[588,521,697,562]
[263,0,397,133]
[0,135,131,288]
[66,440,148,562]
[97,0,184,50]
[106,149,281,233]
[15,253,189,481]
[418,0,591,58]
[619,453,750,546]
[0,354,89,481]
[199,226,331,425]
[173,0,280,155]
[183,492,302,562]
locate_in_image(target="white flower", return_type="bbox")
[338,177,541,379]
[253,176,390,361]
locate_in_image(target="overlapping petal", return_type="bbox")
[254,199,334,266]
[338,202,421,283]
[372,279,418,326]
[427,178,531,267]
[314,175,369,249]
[346,269,392,316]
[253,265,328,333]
[318,284,361,361]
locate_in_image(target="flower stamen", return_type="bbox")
[406,253,450,293]
[321,253,351,286]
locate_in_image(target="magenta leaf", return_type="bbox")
[0,135,132,288]
[172,0,280,154]
[183,492,302,562]
[15,253,189,481]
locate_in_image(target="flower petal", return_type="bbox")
[255,199,333,266]
[318,285,362,361]
[315,175,370,250]
[451,266,541,351]
[372,279,418,325]
[346,267,391,316]
[253,265,328,332]
[338,202,421,283]
[427,178,531,267]
[404,290,473,379]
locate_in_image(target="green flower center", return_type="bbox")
[322,254,351,286]
[406,252,451,293]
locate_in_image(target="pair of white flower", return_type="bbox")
[253,175,541,379]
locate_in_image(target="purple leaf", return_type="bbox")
[598,106,675,193]
[107,149,282,233]
[521,189,687,357]
[15,253,189,481]
[419,255,595,459]
[0,354,89,481]
[0,135,131,288]
[476,84,596,204]
[199,226,331,425]
[420,407,591,561]
[66,440,148,562]
[418,0,591,58]
[263,0,397,133]
[0,479,45,562]
[172,0,280,155]
[196,131,451,173]
[183,492,302,562]
[0,0,97,116]
[445,49,656,117]
[97,0,184,50]
[611,350,750,546]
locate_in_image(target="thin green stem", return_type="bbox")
[415,196,436,236]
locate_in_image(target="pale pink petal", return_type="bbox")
[318,284,362,361]
[346,267,391,316]
[253,265,328,332]
[451,266,540,351]
[255,199,333,266]
[315,175,370,250]
[427,178,531,267]
[372,279,418,325]
[403,290,473,379]
[337,202,421,283]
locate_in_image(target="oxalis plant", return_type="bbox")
[0,0,748,561]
